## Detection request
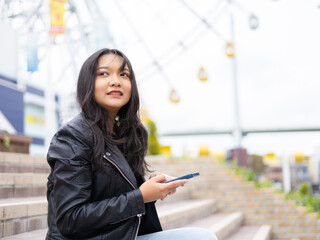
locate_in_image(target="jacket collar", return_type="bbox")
[103,146,138,189]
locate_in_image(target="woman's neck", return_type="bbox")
[108,118,114,134]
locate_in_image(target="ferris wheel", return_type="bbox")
[1,0,259,100]
[0,0,260,149]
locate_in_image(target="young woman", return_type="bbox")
[46,48,217,240]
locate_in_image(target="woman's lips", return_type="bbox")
[107,90,123,96]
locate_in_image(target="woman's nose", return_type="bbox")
[110,75,121,86]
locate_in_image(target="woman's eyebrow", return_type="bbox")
[97,66,109,70]
[97,66,129,70]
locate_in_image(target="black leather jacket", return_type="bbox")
[46,114,161,239]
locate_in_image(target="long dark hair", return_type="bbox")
[77,48,149,176]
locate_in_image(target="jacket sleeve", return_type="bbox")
[47,123,145,236]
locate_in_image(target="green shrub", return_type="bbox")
[225,161,320,219]
[298,182,311,196]
[146,119,160,155]
[254,180,272,189]
[286,182,320,219]
[2,136,11,150]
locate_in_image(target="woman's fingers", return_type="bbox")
[168,189,176,195]
[149,172,176,182]
[163,179,188,198]
[166,179,188,188]
[148,172,161,179]
[152,174,167,183]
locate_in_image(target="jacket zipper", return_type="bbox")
[103,155,136,189]
[103,155,143,240]
[109,213,142,225]
[134,214,142,240]
[109,213,142,240]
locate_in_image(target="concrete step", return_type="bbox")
[0,196,47,238]
[0,225,273,240]
[1,199,217,239]
[156,199,217,230]
[196,212,244,240]
[252,225,272,240]
[185,211,271,240]
[186,212,244,240]
[0,222,272,240]
[228,225,272,240]
[184,212,239,238]
[0,153,49,173]
[0,173,47,198]
[2,229,47,240]
[0,201,271,240]
[227,225,261,240]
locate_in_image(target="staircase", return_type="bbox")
[151,157,320,240]
[0,153,49,238]
[1,153,317,239]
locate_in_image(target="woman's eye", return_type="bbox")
[121,72,130,77]
[99,72,108,76]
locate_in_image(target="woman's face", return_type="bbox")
[94,53,132,118]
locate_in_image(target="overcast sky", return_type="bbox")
[80,0,320,131]
[100,0,320,156]
[3,0,320,157]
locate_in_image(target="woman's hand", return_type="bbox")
[139,174,188,203]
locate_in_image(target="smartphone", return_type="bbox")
[163,172,200,183]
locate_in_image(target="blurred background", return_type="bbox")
[1,0,320,191]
